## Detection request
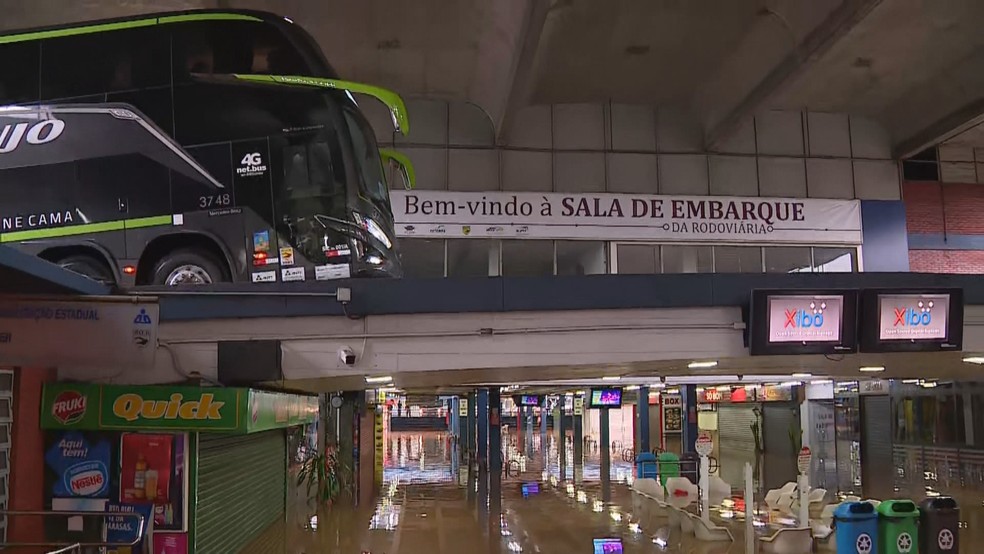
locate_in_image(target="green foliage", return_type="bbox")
[296,446,349,507]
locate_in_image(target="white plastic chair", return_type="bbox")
[632,477,664,500]
[765,482,797,510]
[808,487,827,504]
[664,476,698,509]
[776,490,797,516]
[693,514,734,542]
[707,475,732,506]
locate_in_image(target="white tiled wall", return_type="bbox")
[369,97,900,200]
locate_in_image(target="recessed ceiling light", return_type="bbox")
[688,361,718,369]
[651,383,667,389]
[602,376,621,381]
[625,385,640,391]
[665,388,680,395]
[365,375,393,384]
[791,372,812,378]
[859,366,885,373]
[963,357,984,365]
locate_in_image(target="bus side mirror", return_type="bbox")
[379,148,416,190]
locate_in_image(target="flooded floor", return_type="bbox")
[258,430,980,553]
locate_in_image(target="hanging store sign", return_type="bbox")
[40,383,317,433]
[391,190,862,244]
[749,290,858,355]
[0,297,158,369]
[859,289,963,352]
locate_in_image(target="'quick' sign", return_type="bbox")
[0,119,65,153]
[879,294,948,340]
[768,295,843,343]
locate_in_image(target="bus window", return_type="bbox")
[39,27,169,100]
[0,42,40,104]
[171,21,307,84]
[342,106,388,211]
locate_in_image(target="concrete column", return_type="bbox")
[477,389,489,468]
[682,384,698,454]
[540,396,548,463]
[516,405,524,455]
[638,386,650,454]
[488,388,502,535]
[457,396,468,462]
[573,393,584,484]
[600,407,611,502]
[467,392,477,462]
[558,397,568,480]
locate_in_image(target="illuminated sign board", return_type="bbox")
[860,289,963,353]
[749,290,858,355]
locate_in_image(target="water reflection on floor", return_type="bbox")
[261,430,977,553]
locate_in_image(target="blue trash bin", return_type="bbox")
[635,452,657,479]
[834,501,879,554]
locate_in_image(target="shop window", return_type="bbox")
[616,244,659,274]
[400,238,445,278]
[502,240,554,277]
[447,240,493,277]
[714,246,762,273]
[765,247,813,273]
[813,247,856,272]
[557,241,607,275]
[893,390,965,446]
[662,245,712,273]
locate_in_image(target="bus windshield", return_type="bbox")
[342,102,390,211]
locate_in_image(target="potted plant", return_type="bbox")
[297,444,349,507]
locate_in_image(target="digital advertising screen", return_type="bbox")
[589,388,622,408]
[860,288,963,352]
[749,289,858,355]
[592,538,623,553]
[520,394,542,407]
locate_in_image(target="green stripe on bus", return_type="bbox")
[124,215,173,229]
[0,215,172,242]
[234,74,411,135]
[0,13,262,44]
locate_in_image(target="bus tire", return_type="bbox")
[57,254,115,285]
[151,248,226,286]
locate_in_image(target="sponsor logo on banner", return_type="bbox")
[768,295,843,343]
[53,390,87,425]
[391,191,862,244]
[282,267,305,282]
[879,294,949,340]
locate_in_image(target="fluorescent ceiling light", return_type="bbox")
[651,383,667,389]
[859,366,885,373]
[688,361,718,369]
[791,372,812,378]
[779,381,802,387]
[811,379,833,385]
[625,385,640,391]
[963,356,984,364]
[665,388,680,395]
[365,375,393,384]
[921,381,938,388]
[715,385,731,391]
[602,376,621,381]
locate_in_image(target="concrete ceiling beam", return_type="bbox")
[701,0,885,151]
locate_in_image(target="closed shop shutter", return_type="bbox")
[762,404,799,490]
[196,430,286,554]
[860,395,893,499]
[717,405,758,487]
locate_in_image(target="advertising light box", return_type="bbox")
[860,289,963,352]
[749,289,858,355]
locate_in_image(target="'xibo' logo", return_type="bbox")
[895,300,933,327]
[52,391,87,425]
[784,301,826,328]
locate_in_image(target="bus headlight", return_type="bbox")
[362,218,393,250]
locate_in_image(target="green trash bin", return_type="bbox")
[656,451,680,491]
[878,500,920,554]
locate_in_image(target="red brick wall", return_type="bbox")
[9,367,56,553]
[904,181,984,273]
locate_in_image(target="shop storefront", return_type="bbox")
[37,383,318,553]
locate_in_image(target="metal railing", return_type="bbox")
[0,510,145,550]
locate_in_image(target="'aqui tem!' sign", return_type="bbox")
[41,384,319,434]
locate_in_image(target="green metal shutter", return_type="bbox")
[196,430,286,554]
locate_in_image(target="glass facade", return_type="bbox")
[399,238,859,278]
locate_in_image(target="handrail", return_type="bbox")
[0,510,146,548]
[46,544,81,554]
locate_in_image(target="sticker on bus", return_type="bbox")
[281,267,305,282]
[315,264,350,281]
[251,271,276,283]
[279,247,295,266]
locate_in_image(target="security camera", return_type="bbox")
[737,374,744,381]
[660,375,667,384]
[338,347,356,366]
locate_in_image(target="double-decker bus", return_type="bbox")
[0,10,412,286]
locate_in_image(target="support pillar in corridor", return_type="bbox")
[488,388,502,536]
[573,393,584,484]
[477,389,489,468]
[558,396,568,480]
[637,386,650,454]
[467,392,477,463]
[516,405,524,455]
[540,395,548,463]
[682,384,698,455]
[600,407,611,502]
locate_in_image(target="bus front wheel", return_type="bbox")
[151,248,226,286]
